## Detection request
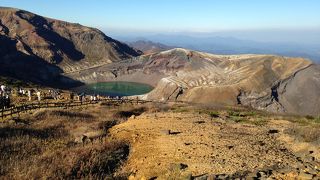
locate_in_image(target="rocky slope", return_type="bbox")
[68,48,320,115]
[110,108,320,179]
[0,7,140,87]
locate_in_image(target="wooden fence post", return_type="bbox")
[17,106,20,118]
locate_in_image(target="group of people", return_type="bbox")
[0,84,47,109]
[1,83,136,110]
[76,92,100,102]
[17,88,40,101]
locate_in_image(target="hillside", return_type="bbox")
[0,7,141,87]
[128,40,174,54]
[67,48,320,115]
[0,102,319,179]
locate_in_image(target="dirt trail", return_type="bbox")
[110,111,320,179]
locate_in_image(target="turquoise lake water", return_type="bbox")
[74,82,154,97]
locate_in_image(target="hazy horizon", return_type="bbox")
[1,0,319,61]
[1,0,319,45]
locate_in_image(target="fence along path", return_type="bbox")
[0,99,150,120]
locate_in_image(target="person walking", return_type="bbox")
[0,84,6,92]
[69,92,74,101]
[5,95,10,109]
[36,91,41,101]
[27,90,32,101]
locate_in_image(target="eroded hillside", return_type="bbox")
[67,48,320,115]
[0,7,141,86]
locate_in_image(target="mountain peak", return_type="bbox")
[0,7,141,87]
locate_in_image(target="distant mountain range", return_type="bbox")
[128,40,173,54]
[115,34,320,62]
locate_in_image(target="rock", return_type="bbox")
[306,168,318,176]
[149,176,157,180]
[180,163,188,170]
[268,129,279,134]
[83,130,106,140]
[74,135,88,144]
[168,163,188,171]
[193,174,208,180]
[298,172,314,179]
[216,174,229,179]
[168,130,181,135]
[227,145,234,150]
[128,174,135,180]
[160,130,170,135]
[246,172,258,179]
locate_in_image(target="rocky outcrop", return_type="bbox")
[141,49,313,112]
[275,64,320,115]
[238,64,320,115]
[71,48,319,115]
[0,7,141,87]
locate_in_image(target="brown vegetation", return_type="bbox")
[0,102,319,179]
[0,104,139,179]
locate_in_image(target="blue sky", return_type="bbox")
[1,0,319,32]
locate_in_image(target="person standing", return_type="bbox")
[27,90,32,101]
[0,84,5,92]
[36,91,41,101]
[5,95,10,109]
[69,92,74,101]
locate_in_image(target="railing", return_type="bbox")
[0,99,151,120]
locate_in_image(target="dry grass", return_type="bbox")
[113,107,147,120]
[0,105,133,179]
[284,124,320,144]
[1,101,319,179]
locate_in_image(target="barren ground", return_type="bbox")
[110,104,320,179]
[0,102,319,179]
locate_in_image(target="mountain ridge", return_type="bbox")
[65,47,320,115]
[128,40,174,54]
[117,34,320,62]
[0,7,141,87]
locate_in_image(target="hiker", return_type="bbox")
[27,90,32,101]
[0,84,6,92]
[4,95,10,109]
[52,90,58,100]
[36,91,41,101]
[78,93,85,102]
[69,92,74,101]
[18,88,23,96]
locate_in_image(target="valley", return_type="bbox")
[0,6,320,180]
